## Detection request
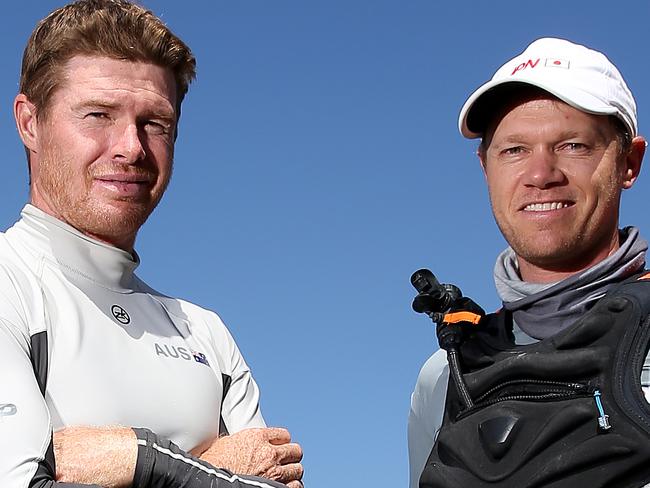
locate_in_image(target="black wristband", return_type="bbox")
[132,428,156,487]
[131,428,289,488]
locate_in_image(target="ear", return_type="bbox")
[14,94,40,153]
[477,145,488,179]
[621,136,646,190]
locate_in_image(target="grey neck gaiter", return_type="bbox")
[494,227,647,340]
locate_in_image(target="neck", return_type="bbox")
[517,235,621,284]
[517,264,594,284]
[83,230,136,254]
[30,196,137,253]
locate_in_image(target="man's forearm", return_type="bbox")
[133,428,289,488]
[54,426,289,488]
[54,426,137,487]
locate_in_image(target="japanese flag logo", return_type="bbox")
[545,58,570,69]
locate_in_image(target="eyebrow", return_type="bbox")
[72,99,176,121]
[72,98,119,112]
[494,127,614,145]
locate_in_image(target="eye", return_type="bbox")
[567,142,586,150]
[86,112,109,119]
[559,142,589,153]
[143,121,169,136]
[502,146,524,156]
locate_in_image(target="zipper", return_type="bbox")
[458,379,612,432]
[473,378,590,406]
[593,389,611,431]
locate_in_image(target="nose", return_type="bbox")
[111,122,146,164]
[521,147,566,189]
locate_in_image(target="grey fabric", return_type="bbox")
[493,226,647,339]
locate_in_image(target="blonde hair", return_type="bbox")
[20,0,196,118]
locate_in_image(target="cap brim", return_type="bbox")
[458,78,619,139]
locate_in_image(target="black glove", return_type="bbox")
[436,296,485,351]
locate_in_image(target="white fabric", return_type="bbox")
[0,205,265,487]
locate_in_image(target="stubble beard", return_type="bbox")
[36,152,171,247]
[495,197,621,273]
[502,223,584,270]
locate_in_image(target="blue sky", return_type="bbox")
[2,1,649,486]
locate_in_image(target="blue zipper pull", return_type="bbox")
[593,389,611,431]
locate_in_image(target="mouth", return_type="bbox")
[521,201,573,212]
[93,173,154,197]
[95,174,152,184]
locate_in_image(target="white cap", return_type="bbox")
[458,37,637,139]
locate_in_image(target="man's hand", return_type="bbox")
[53,426,137,488]
[191,427,304,488]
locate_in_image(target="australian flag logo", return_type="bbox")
[192,351,210,366]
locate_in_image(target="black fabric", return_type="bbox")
[420,277,650,488]
[219,374,232,436]
[29,331,55,484]
[30,331,49,396]
[132,428,288,488]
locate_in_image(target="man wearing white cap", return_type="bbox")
[408,38,649,487]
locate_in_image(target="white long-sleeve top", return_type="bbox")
[0,205,265,487]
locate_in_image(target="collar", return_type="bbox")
[493,227,648,339]
[11,204,140,292]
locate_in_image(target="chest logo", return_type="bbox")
[111,305,131,325]
[0,404,17,418]
[192,351,210,366]
[154,343,210,367]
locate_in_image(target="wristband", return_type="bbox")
[132,428,288,488]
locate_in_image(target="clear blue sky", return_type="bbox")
[2,1,649,486]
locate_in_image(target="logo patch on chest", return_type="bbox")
[111,304,131,325]
[192,351,210,366]
[0,404,17,420]
[154,343,210,366]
